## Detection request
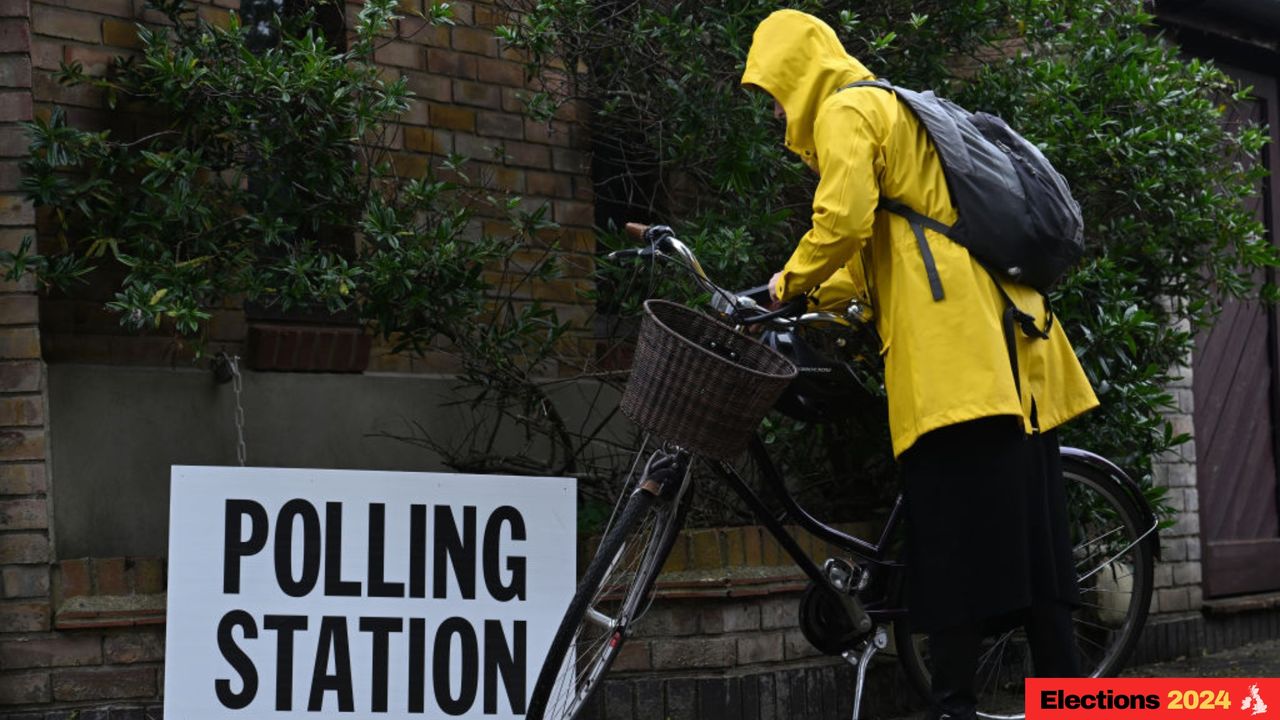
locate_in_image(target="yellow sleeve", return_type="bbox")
[809,265,865,312]
[776,102,881,300]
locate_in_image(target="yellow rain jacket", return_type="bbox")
[742,10,1098,458]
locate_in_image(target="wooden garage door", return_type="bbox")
[1193,65,1280,598]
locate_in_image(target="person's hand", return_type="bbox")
[768,271,784,303]
[625,222,648,242]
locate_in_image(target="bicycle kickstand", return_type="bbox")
[842,626,889,720]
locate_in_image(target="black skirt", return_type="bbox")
[901,416,1079,634]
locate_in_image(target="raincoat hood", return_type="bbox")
[741,10,874,166]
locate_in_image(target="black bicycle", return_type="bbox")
[528,225,1158,720]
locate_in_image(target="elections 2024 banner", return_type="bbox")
[165,466,576,719]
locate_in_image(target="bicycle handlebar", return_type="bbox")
[611,223,871,329]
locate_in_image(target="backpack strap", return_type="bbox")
[879,199,948,301]
[838,81,951,302]
[990,278,1054,427]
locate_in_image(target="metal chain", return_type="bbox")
[229,355,247,466]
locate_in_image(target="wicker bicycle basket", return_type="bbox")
[620,299,798,460]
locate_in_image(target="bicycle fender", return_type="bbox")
[1060,446,1161,560]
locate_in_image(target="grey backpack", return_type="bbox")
[840,80,1084,301]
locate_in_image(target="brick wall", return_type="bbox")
[1,0,596,715]
[0,0,59,712]
[1148,344,1205,618]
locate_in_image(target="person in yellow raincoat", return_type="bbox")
[742,10,1100,719]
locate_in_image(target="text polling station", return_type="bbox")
[165,466,576,719]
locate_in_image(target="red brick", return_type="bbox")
[524,118,571,146]
[0,55,31,88]
[0,294,37,325]
[47,0,132,15]
[132,557,164,594]
[0,18,28,52]
[552,146,590,174]
[2,564,47,598]
[0,429,41,462]
[399,16,449,47]
[573,175,593,201]
[387,99,420,127]
[451,25,494,55]
[554,199,594,227]
[0,600,51,631]
[101,18,140,49]
[526,170,571,199]
[0,395,41,426]
[0,1,30,19]
[446,1,473,24]
[611,639,651,671]
[500,86,524,113]
[0,635,101,668]
[429,103,475,132]
[427,48,476,78]
[491,166,524,192]
[403,125,449,154]
[0,361,41,392]
[94,557,128,595]
[504,140,550,169]
[0,532,46,564]
[0,126,27,157]
[52,666,155,701]
[103,630,163,663]
[30,38,59,70]
[63,45,119,77]
[0,462,43,495]
[403,70,450,102]
[31,7,99,42]
[476,57,523,86]
[0,670,50,705]
[0,193,33,224]
[476,111,523,139]
[0,90,31,122]
[374,40,421,69]
[474,5,508,28]
[454,132,496,160]
[57,558,90,600]
[0,326,38,358]
[0,497,47,529]
[33,69,103,108]
[452,78,501,108]
[0,159,21,192]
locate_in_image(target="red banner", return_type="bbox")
[1026,678,1279,720]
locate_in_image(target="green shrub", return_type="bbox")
[5,0,516,356]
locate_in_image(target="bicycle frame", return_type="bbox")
[706,434,910,622]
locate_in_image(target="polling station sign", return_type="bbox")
[165,466,576,719]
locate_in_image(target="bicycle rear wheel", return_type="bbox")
[895,456,1155,719]
[527,451,692,720]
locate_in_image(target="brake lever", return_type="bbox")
[736,296,807,325]
[606,246,656,262]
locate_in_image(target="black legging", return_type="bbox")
[929,601,1080,717]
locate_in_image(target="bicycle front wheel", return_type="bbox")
[895,455,1156,719]
[527,454,692,720]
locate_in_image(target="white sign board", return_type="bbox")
[165,466,576,718]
